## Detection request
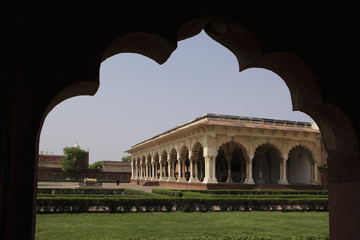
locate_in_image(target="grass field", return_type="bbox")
[35,212,329,240]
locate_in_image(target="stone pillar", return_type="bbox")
[159,162,164,181]
[203,156,217,183]
[144,164,148,180]
[139,164,143,180]
[135,164,138,180]
[278,154,289,185]
[150,162,154,180]
[189,158,199,182]
[131,163,134,180]
[177,160,181,179]
[194,160,198,179]
[244,156,255,184]
[154,163,158,180]
[177,159,186,182]
[257,157,265,184]
[226,154,233,183]
[311,162,318,184]
[167,159,176,181]
[212,157,217,183]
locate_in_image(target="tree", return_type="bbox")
[121,155,131,162]
[60,146,88,175]
[89,161,103,169]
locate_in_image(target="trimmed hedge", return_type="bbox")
[36,196,328,213]
[36,188,328,213]
[37,188,148,196]
[152,189,328,196]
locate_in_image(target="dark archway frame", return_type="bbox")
[3,8,360,239]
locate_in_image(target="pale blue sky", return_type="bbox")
[40,31,313,163]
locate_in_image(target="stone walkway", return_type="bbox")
[37,181,178,193]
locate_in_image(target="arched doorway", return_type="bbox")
[288,145,315,184]
[179,146,190,182]
[253,143,282,184]
[146,154,152,180]
[230,145,246,183]
[153,152,160,179]
[191,142,204,182]
[217,141,248,183]
[159,150,168,181]
[169,148,178,181]
[216,148,228,182]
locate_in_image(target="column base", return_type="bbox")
[226,177,233,183]
[244,178,255,184]
[177,177,187,182]
[202,177,217,183]
[188,177,200,183]
[167,177,176,182]
[278,179,289,185]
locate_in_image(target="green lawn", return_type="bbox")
[35,212,329,240]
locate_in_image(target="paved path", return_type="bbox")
[37,181,174,192]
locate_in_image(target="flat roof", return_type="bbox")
[127,113,319,151]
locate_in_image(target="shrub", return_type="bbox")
[37,195,328,213]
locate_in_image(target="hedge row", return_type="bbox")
[36,197,328,213]
[151,189,328,199]
[152,189,328,197]
[37,188,148,196]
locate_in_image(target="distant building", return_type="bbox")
[126,114,328,190]
[38,153,131,181]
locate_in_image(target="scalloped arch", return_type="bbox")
[99,14,358,169]
[288,144,315,164]
[254,142,283,160]
[102,32,177,64]
[218,140,250,162]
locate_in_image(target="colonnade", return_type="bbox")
[130,141,320,185]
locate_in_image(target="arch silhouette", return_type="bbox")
[4,9,360,239]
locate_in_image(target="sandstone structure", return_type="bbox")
[126,114,326,189]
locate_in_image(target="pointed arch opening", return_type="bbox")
[216,141,248,183]
[253,143,282,184]
[179,146,190,182]
[288,145,316,184]
[191,142,205,182]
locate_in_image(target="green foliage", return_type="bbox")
[36,188,329,213]
[89,161,103,169]
[60,146,88,175]
[121,155,131,162]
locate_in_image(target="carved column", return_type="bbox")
[159,161,164,181]
[167,154,176,181]
[203,156,217,183]
[244,155,255,184]
[189,158,199,182]
[257,157,264,184]
[225,152,233,183]
[278,153,289,185]
[177,158,186,182]
[311,162,318,184]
